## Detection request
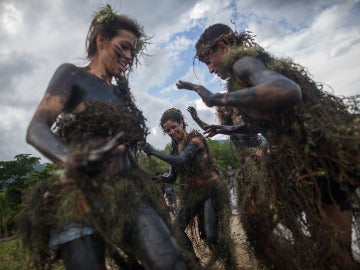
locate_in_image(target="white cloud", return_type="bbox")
[0,0,359,162]
[1,2,22,35]
[238,0,360,96]
[0,105,37,160]
[189,1,211,20]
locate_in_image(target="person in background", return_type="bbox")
[177,23,360,269]
[164,183,178,215]
[226,165,235,192]
[144,108,238,269]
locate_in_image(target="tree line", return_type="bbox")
[0,139,238,239]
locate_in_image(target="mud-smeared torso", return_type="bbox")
[50,64,148,176]
[171,130,217,187]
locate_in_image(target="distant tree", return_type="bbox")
[0,154,41,191]
[207,139,239,175]
[138,151,169,176]
[24,163,60,188]
[0,154,44,238]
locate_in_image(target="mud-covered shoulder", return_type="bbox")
[54,63,80,77]
[45,63,81,95]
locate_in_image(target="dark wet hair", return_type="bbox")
[196,24,233,50]
[160,108,186,130]
[195,23,258,62]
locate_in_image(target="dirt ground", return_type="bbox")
[167,196,261,269]
[229,214,261,270]
[191,213,261,270]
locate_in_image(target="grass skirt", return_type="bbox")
[17,168,170,267]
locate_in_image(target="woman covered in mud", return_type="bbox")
[143,108,238,269]
[18,5,194,270]
[177,23,360,269]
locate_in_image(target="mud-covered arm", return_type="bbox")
[177,56,301,110]
[220,57,302,109]
[143,141,200,167]
[203,123,248,137]
[26,64,76,166]
[187,106,209,131]
[187,105,247,137]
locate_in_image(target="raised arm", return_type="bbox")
[187,106,209,131]
[221,57,302,109]
[177,56,301,110]
[187,106,247,137]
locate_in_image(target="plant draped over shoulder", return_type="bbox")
[216,43,360,269]
[221,45,359,185]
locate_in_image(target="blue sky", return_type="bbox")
[0,0,359,162]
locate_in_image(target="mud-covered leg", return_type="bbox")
[209,181,238,269]
[131,201,190,270]
[59,235,106,270]
[175,207,197,252]
[204,198,217,247]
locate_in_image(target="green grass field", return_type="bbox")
[0,238,29,270]
[0,238,65,270]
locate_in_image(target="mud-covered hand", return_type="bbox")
[187,106,199,121]
[203,124,235,137]
[177,80,220,107]
[187,106,210,131]
[176,80,199,91]
[143,143,155,156]
[65,131,125,178]
[202,125,223,137]
[203,122,248,137]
